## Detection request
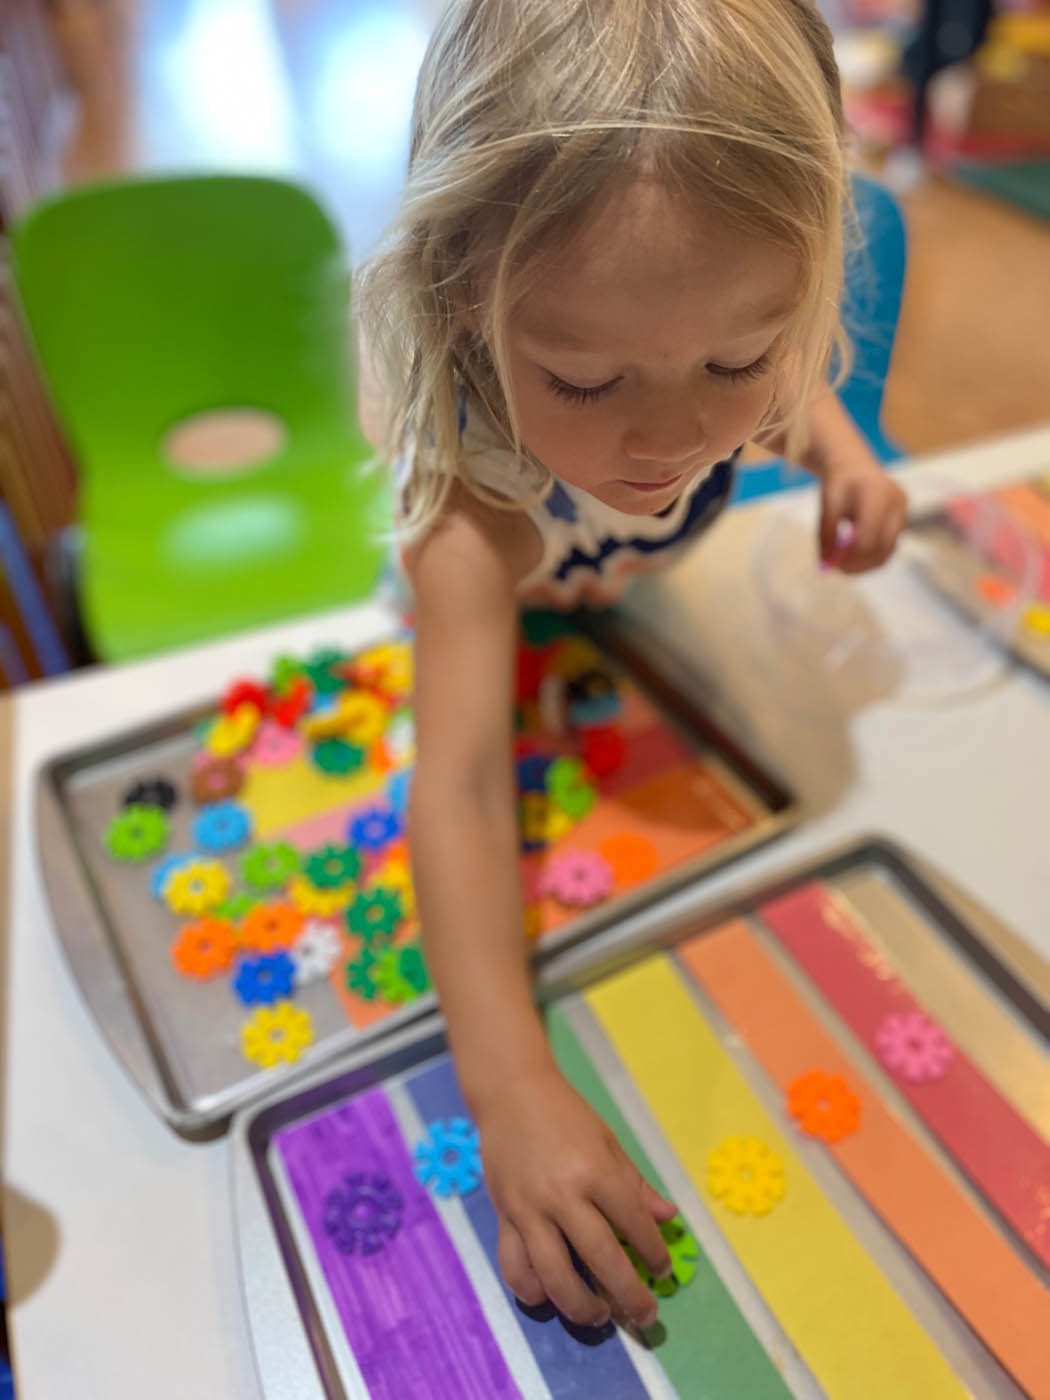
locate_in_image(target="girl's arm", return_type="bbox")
[759,391,907,572]
[408,495,674,1330]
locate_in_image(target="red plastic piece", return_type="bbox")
[269,677,312,728]
[582,725,626,777]
[222,679,269,716]
[515,646,549,703]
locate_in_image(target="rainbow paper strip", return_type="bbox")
[586,955,968,1400]
[680,918,1050,1400]
[758,884,1050,1267]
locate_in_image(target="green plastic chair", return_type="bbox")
[11,175,389,662]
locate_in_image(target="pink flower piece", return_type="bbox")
[249,720,301,768]
[538,850,614,908]
[874,1010,955,1084]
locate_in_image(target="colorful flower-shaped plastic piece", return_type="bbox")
[515,645,548,703]
[538,850,614,907]
[170,917,238,979]
[240,1001,313,1068]
[345,950,379,1000]
[287,874,355,918]
[346,889,403,944]
[368,857,416,919]
[787,1070,862,1143]
[348,804,401,852]
[239,901,304,953]
[975,573,1016,609]
[291,921,344,985]
[1023,602,1050,636]
[312,738,366,776]
[222,678,268,716]
[249,720,301,767]
[270,654,305,694]
[567,668,622,729]
[874,1011,955,1083]
[241,842,300,892]
[356,640,413,699]
[624,1216,699,1298]
[599,833,658,886]
[165,860,231,915]
[206,702,260,757]
[387,768,413,818]
[337,690,389,746]
[269,676,312,728]
[384,711,415,765]
[323,1172,404,1255]
[233,950,297,1005]
[215,891,262,921]
[519,792,551,852]
[517,753,551,792]
[548,636,604,678]
[122,777,178,812]
[414,1118,482,1197]
[151,852,196,900]
[373,942,430,1004]
[582,725,626,777]
[707,1137,785,1216]
[192,801,252,854]
[305,647,349,695]
[105,804,170,862]
[305,843,361,890]
[190,755,244,804]
[545,756,597,820]
[302,704,351,741]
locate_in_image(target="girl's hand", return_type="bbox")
[819,456,908,574]
[477,1066,678,1329]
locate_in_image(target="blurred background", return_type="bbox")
[1,0,1050,694]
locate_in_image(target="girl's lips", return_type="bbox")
[620,473,684,494]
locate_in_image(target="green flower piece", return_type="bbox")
[312,739,366,775]
[105,804,169,862]
[345,950,378,1001]
[305,648,349,695]
[304,843,361,889]
[271,654,306,695]
[545,755,597,820]
[624,1217,699,1298]
[373,942,431,1004]
[520,612,578,646]
[240,841,300,892]
[215,891,262,920]
[346,888,403,945]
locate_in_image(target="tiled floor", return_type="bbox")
[50,0,1050,455]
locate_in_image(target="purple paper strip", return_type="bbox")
[275,1086,522,1400]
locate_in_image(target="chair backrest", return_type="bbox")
[12,175,387,660]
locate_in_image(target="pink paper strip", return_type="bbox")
[759,884,1050,1268]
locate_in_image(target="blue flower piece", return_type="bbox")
[233,951,296,1006]
[568,692,623,729]
[150,852,195,900]
[516,754,551,792]
[193,801,253,853]
[413,1118,483,1198]
[545,482,578,523]
[387,769,413,817]
[348,804,401,852]
[323,1172,403,1255]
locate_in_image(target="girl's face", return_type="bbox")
[501,180,800,516]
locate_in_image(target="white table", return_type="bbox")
[4,427,1050,1399]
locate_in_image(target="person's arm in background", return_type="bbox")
[760,391,908,572]
[407,492,675,1330]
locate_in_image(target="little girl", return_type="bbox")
[359,0,906,1332]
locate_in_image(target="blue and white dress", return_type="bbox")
[396,396,738,609]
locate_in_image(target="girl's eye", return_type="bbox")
[546,372,622,406]
[707,354,771,384]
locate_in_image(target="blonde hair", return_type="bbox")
[357,0,850,538]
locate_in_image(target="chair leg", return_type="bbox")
[43,525,95,668]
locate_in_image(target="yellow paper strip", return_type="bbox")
[241,756,381,837]
[586,955,968,1400]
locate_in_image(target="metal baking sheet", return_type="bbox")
[911,473,1050,679]
[230,837,1050,1400]
[34,613,797,1138]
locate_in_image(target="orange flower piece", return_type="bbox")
[787,1069,861,1144]
[600,833,658,886]
[171,917,238,980]
[239,900,305,953]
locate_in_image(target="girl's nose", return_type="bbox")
[622,396,705,467]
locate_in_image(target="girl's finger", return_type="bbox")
[594,1177,673,1282]
[641,1180,678,1222]
[560,1200,659,1326]
[497,1216,546,1307]
[524,1217,610,1328]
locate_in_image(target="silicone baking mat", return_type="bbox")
[234,839,1050,1400]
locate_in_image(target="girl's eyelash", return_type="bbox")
[707,354,771,384]
[546,372,622,406]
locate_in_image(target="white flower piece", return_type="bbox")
[291,920,343,986]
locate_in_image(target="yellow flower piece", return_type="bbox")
[520,793,576,847]
[240,1001,314,1069]
[1023,602,1050,637]
[165,860,231,915]
[368,857,415,918]
[287,873,355,917]
[545,806,575,843]
[301,707,349,741]
[549,636,604,679]
[338,690,389,745]
[207,703,260,757]
[358,640,413,697]
[706,1136,786,1216]
[522,903,544,941]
